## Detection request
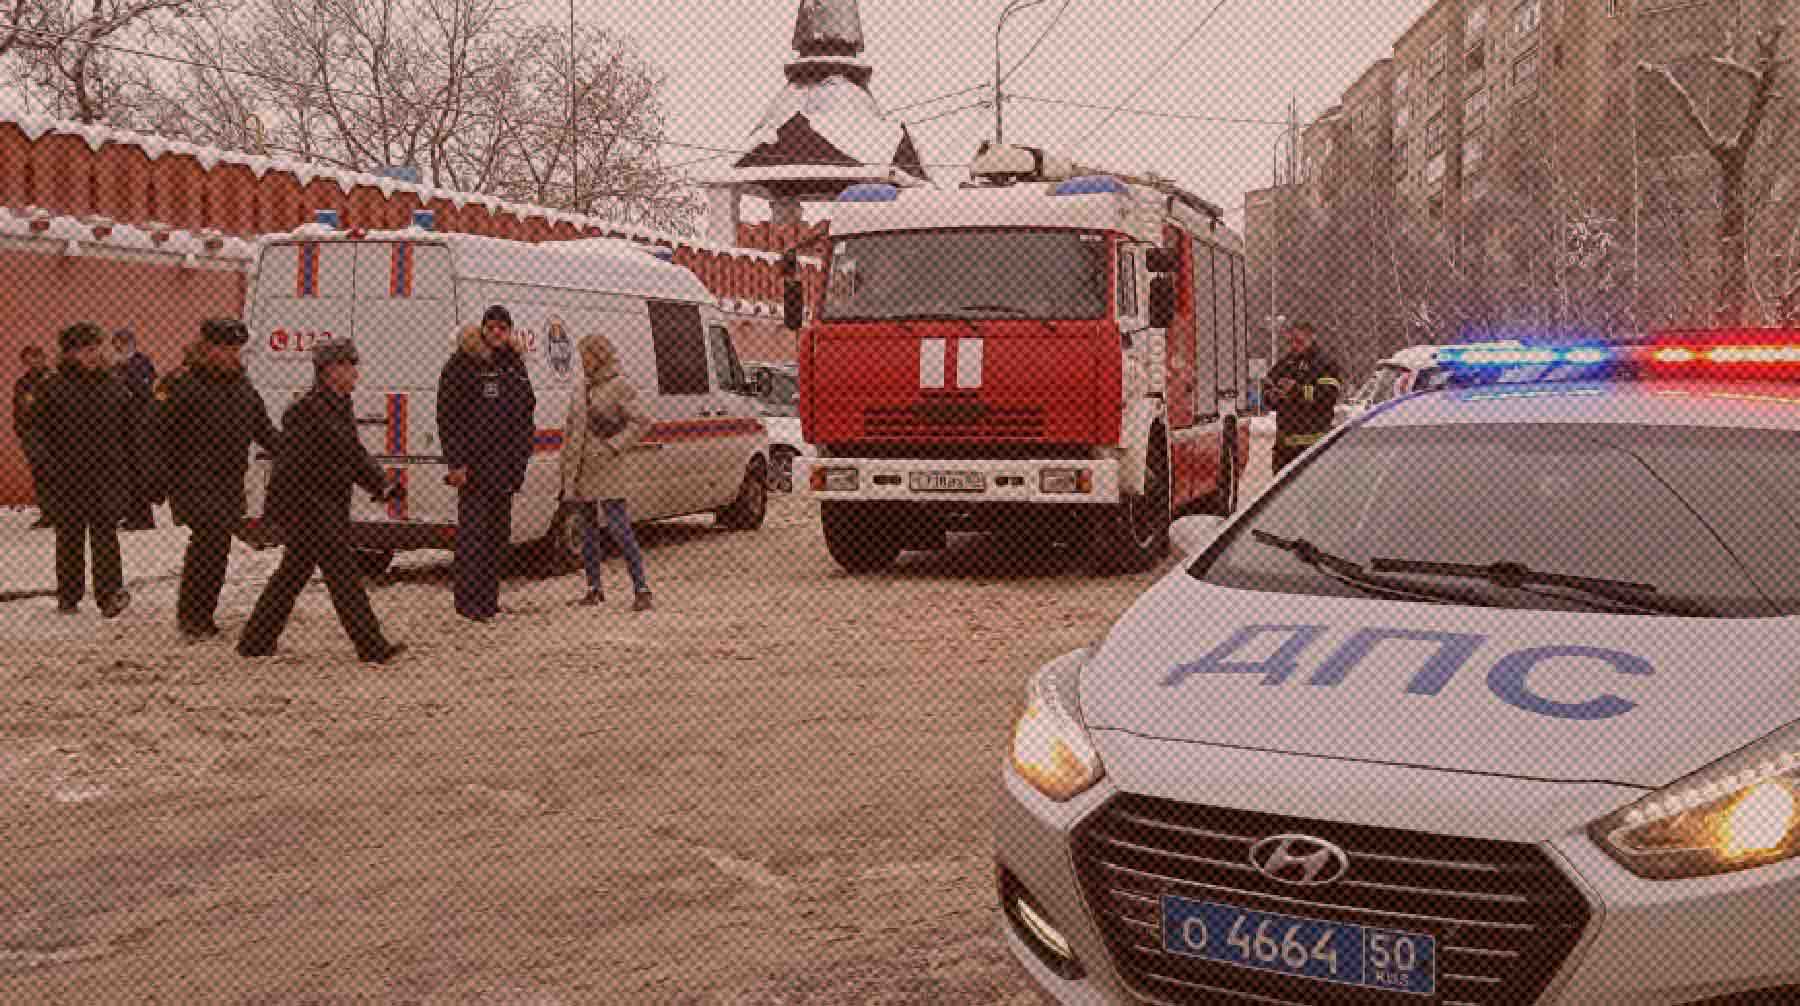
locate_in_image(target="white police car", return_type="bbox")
[996,333,1800,1006]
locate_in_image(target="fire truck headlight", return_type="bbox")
[812,466,860,492]
[1591,722,1800,879]
[1040,469,1092,494]
[1011,649,1104,802]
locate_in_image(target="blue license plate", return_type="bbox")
[1161,895,1436,997]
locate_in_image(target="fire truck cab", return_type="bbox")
[790,144,1252,573]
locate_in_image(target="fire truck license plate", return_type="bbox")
[909,472,985,493]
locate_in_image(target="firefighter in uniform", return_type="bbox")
[1262,320,1343,474]
[238,337,407,664]
[157,319,279,641]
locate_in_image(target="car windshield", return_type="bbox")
[1359,364,1409,404]
[1192,423,1800,617]
[821,229,1108,322]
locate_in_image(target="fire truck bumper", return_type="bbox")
[795,457,1121,505]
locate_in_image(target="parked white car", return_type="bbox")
[1340,340,1527,420]
[996,334,1800,1006]
[242,211,771,572]
[745,361,812,492]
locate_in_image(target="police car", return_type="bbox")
[996,332,1800,1006]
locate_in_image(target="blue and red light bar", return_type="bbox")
[1438,330,1800,385]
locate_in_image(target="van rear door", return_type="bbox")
[245,239,359,521]
[347,239,457,527]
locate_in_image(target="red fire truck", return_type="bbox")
[786,144,1252,573]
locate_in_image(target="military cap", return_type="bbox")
[312,337,360,371]
[58,322,105,353]
[201,318,251,347]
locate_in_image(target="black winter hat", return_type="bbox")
[313,337,360,371]
[482,304,513,327]
[201,318,250,346]
[59,322,105,353]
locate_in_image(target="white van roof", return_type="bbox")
[263,226,714,304]
[1378,339,1526,370]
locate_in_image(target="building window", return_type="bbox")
[1429,194,1444,220]
[1607,0,1625,16]
[1513,49,1539,95]
[1464,137,1485,173]
[1468,41,1487,74]
[1428,37,1447,77]
[1395,65,1412,98]
[1514,0,1542,37]
[1426,115,1446,154]
[1396,103,1411,131]
[1466,4,1488,37]
[1427,74,1446,115]
[1427,152,1447,186]
[1464,88,1488,127]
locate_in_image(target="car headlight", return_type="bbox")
[1011,649,1104,802]
[1591,721,1800,880]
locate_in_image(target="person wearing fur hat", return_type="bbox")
[26,323,149,617]
[156,319,279,641]
[559,333,654,610]
[436,306,536,623]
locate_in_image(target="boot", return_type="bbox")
[365,642,408,665]
[576,589,604,607]
[99,590,132,619]
[632,591,654,612]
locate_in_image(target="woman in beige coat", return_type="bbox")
[559,333,655,609]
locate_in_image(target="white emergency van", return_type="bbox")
[241,211,770,572]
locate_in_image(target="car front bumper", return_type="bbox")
[995,736,1800,1006]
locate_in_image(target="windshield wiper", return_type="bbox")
[1366,557,1702,616]
[1251,531,1472,605]
[956,304,1030,315]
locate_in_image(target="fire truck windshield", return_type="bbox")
[821,229,1108,323]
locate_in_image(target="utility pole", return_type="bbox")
[994,0,1048,144]
[569,0,579,211]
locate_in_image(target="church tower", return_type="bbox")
[705,0,929,244]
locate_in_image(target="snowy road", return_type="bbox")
[0,434,1276,1005]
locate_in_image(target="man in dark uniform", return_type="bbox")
[12,345,52,528]
[158,319,279,641]
[238,338,407,664]
[113,329,160,530]
[27,323,148,617]
[437,305,536,623]
[1262,321,1344,474]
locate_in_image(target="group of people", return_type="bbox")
[12,306,657,664]
[14,329,161,532]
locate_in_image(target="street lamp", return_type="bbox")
[1268,126,1297,370]
[995,0,1048,144]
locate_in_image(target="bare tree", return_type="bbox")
[1639,19,1788,326]
[2,0,226,123]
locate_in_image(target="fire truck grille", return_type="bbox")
[862,397,1045,440]
[1072,794,1591,1006]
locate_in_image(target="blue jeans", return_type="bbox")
[579,500,649,594]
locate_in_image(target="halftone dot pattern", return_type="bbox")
[3,0,1800,1003]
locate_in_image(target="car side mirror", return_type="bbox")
[783,280,805,331]
[1148,276,1175,329]
[1146,246,1178,274]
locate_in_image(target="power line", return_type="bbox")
[1073,0,1237,152]
[1003,0,1076,86]
[1,23,977,173]
[888,82,989,115]
[1010,93,1290,128]
[905,100,991,128]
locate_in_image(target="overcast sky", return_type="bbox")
[581,0,1433,223]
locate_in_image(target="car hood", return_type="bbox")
[1079,573,1800,790]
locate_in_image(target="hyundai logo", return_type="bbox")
[1248,834,1351,887]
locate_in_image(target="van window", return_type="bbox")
[706,324,746,394]
[649,302,709,396]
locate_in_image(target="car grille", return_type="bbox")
[862,393,1045,440]
[1072,795,1591,1006]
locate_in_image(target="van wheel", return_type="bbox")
[1089,429,1171,574]
[356,550,394,578]
[717,457,768,530]
[1203,433,1239,516]
[822,502,902,573]
[770,448,798,492]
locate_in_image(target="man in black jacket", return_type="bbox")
[12,345,51,528]
[27,323,148,617]
[437,306,536,623]
[1262,321,1344,474]
[158,319,280,641]
[238,338,406,664]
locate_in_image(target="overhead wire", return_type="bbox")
[1073,0,1238,151]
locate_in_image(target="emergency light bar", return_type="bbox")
[838,183,901,203]
[1438,332,1800,387]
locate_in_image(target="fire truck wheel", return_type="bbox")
[717,457,769,531]
[822,501,903,573]
[1090,430,1172,574]
[1203,434,1239,516]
